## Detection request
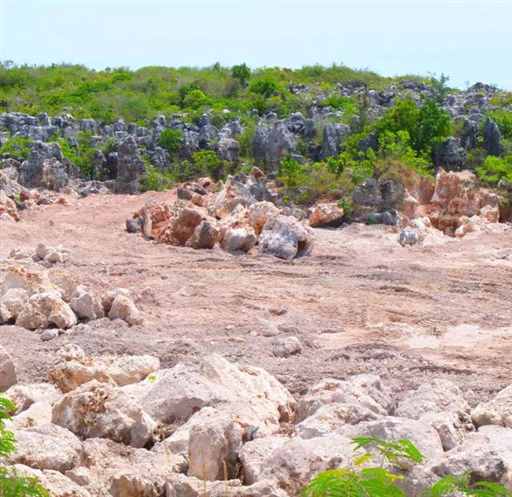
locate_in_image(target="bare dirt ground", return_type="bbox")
[2,191,512,405]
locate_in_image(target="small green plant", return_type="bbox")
[0,136,32,161]
[0,395,48,496]
[303,436,511,497]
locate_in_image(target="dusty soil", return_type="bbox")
[2,191,512,406]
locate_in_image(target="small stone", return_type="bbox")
[272,336,302,358]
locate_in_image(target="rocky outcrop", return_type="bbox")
[113,136,146,194]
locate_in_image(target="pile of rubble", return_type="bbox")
[350,168,502,245]
[1,347,512,497]
[129,171,315,260]
[399,169,501,244]
[0,265,142,331]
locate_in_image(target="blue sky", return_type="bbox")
[1,0,511,89]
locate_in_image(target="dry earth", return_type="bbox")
[2,191,512,406]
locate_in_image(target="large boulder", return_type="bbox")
[248,201,280,236]
[70,285,104,321]
[345,417,444,464]
[108,294,143,325]
[296,402,381,439]
[320,123,350,159]
[309,203,344,227]
[114,136,146,194]
[298,374,392,421]
[483,118,504,156]
[431,428,512,484]
[18,141,73,190]
[6,383,61,414]
[52,380,156,447]
[395,379,470,419]
[240,434,354,494]
[220,226,257,254]
[188,407,244,481]
[189,220,219,249]
[0,345,16,392]
[9,423,83,472]
[16,291,77,330]
[210,174,272,219]
[0,288,29,323]
[472,384,512,428]
[433,137,467,171]
[65,437,185,497]
[258,215,314,260]
[49,346,159,392]
[252,119,296,171]
[134,354,296,426]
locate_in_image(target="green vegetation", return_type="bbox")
[56,132,96,178]
[0,395,48,496]
[476,155,512,185]
[140,162,175,192]
[303,436,511,497]
[0,62,510,200]
[0,136,32,161]
[158,128,183,157]
[0,62,423,123]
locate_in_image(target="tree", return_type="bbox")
[0,396,48,496]
[231,63,251,87]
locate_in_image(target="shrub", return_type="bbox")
[375,98,451,157]
[489,110,512,140]
[158,128,183,157]
[231,63,251,87]
[476,155,512,185]
[191,150,226,180]
[303,436,511,497]
[0,136,32,160]
[249,78,280,98]
[140,162,175,192]
[182,89,209,110]
[0,395,48,496]
[56,132,96,178]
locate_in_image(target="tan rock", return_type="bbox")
[52,380,156,447]
[108,294,142,325]
[308,202,344,227]
[16,291,77,330]
[0,345,16,392]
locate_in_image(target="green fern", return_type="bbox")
[0,395,48,497]
[303,437,511,497]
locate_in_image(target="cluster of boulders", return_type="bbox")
[0,264,142,331]
[350,168,501,243]
[0,163,83,222]
[129,171,315,260]
[1,347,512,497]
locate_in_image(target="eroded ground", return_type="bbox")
[1,191,512,405]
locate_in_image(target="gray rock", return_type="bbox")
[483,118,504,156]
[258,215,314,260]
[434,137,467,171]
[113,136,146,194]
